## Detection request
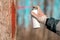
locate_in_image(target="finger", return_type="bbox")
[37,6,40,11]
[31,12,38,18]
[37,6,45,16]
[37,6,43,14]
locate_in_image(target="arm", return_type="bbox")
[31,6,60,35]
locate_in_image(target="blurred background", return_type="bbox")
[17,0,60,40]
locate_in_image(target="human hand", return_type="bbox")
[31,6,47,24]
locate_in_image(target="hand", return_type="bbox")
[31,6,47,24]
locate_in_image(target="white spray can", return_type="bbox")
[32,6,41,28]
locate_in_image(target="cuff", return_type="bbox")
[45,17,56,33]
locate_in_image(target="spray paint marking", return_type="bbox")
[11,1,16,39]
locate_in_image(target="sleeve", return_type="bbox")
[45,17,60,35]
[56,21,60,35]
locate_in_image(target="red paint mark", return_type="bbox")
[11,1,16,39]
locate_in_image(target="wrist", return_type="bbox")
[38,15,48,24]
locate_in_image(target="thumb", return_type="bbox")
[31,11,38,18]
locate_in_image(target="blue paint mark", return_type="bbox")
[17,0,25,26]
[52,0,60,20]
[39,0,44,11]
[24,0,31,28]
